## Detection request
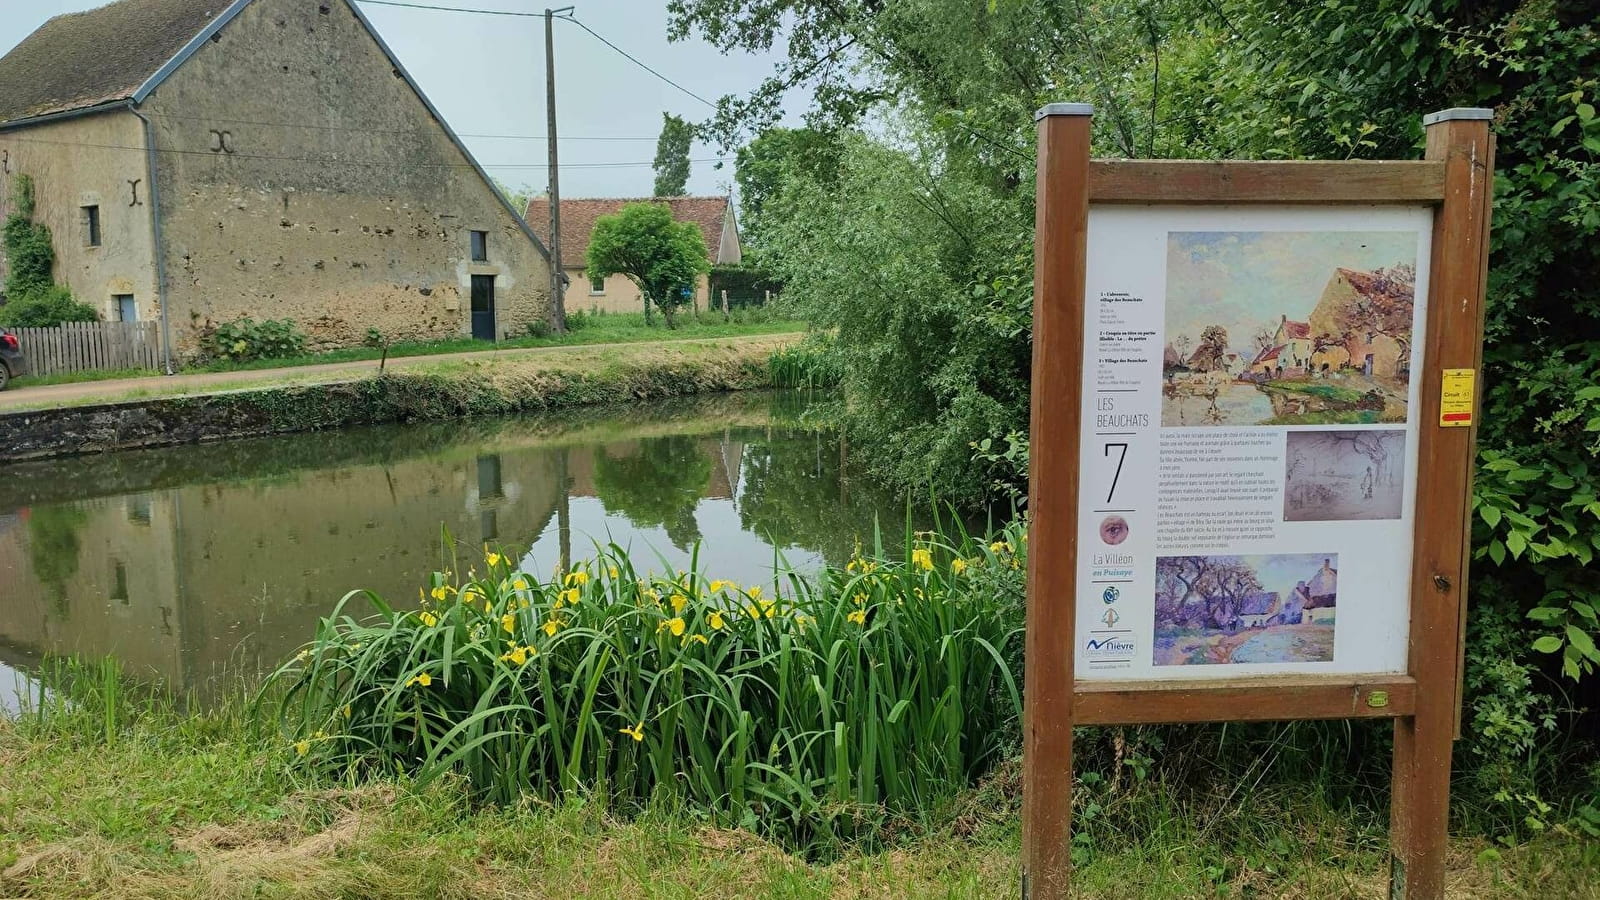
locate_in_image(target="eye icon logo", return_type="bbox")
[1101,586,1120,605]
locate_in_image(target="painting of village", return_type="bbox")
[1162,231,1418,427]
[1154,553,1338,666]
[1285,429,1406,521]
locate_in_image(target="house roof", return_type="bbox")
[524,196,731,269]
[1240,591,1279,617]
[0,0,236,125]
[1281,319,1312,340]
[1307,561,1338,603]
[1253,345,1283,364]
[1336,267,1412,305]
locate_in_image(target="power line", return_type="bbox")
[554,15,717,109]
[0,134,720,169]
[349,0,718,110]
[355,0,542,15]
[141,110,657,140]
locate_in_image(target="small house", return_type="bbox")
[525,196,741,315]
[1238,591,1281,629]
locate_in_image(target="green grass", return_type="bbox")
[5,656,1595,898]
[6,312,804,390]
[1261,380,1372,404]
[11,366,161,389]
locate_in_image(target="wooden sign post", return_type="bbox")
[1024,103,1493,900]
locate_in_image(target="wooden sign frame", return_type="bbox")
[1023,103,1494,900]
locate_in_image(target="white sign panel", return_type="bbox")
[1076,205,1432,681]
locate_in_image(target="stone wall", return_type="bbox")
[0,111,159,320]
[139,0,551,354]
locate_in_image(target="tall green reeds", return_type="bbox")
[268,523,1025,850]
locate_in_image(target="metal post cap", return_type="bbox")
[1035,103,1094,121]
[1422,108,1493,125]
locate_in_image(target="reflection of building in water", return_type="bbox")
[0,448,567,702]
[0,431,765,704]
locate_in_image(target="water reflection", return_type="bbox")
[0,392,911,704]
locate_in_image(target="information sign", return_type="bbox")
[1021,103,1495,900]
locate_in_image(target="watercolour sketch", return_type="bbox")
[1163,231,1418,427]
[1154,553,1338,666]
[1284,429,1406,521]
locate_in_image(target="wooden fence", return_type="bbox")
[11,321,163,377]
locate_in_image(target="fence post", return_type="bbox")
[721,289,730,322]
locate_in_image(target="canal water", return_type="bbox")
[0,391,919,705]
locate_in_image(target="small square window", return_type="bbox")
[589,276,605,295]
[82,205,101,247]
[470,230,488,261]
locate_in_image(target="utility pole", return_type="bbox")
[544,6,574,333]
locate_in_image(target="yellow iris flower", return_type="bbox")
[951,557,968,575]
[708,611,725,630]
[543,619,562,637]
[512,578,528,591]
[658,617,686,637]
[685,633,709,645]
[486,551,503,567]
[430,585,450,602]
[671,593,688,613]
[620,721,644,742]
[911,548,933,571]
[847,610,868,626]
[407,672,433,688]
[501,613,516,634]
[294,739,310,757]
[419,611,438,627]
[564,570,590,587]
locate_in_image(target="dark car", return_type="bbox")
[0,329,25,390]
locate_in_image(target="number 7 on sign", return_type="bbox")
[1103,442,1128,504]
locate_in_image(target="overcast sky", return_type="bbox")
[2,0,802,199]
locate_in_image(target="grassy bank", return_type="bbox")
[4,528,1596,897]
[4,663,1595,898]
[8,311,802,390]
[1,337,797,459]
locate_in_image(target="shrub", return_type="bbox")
[269,522,1026,852]
[200,317,307,362]
[769,337,841,389]
[0,285,98,327]
[3,174,56,301]
[525,319,552,338]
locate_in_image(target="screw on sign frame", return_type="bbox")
[1022,103,1493,900]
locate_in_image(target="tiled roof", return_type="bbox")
[1281,319,1311,340]
[0,0,233,124]
[1253,345,1283,364]
[524,196,731,269]
[1336,267,1412,305]
[1240,591,1279,617]
[1307,561,1338,603]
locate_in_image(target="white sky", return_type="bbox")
[1,0,803,198]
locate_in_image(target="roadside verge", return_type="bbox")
[0,335,796,462]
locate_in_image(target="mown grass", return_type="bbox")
[6,311,804,390]
[4,660,1595,898]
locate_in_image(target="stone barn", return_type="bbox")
[0,0,552,360]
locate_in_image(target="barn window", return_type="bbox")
[82,205,101,246]
[470,230,488,261]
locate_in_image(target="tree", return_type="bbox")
[734,127,840,250]
[585,202,709,327]
[652,113,693,197]
[1191,325,1229,372]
